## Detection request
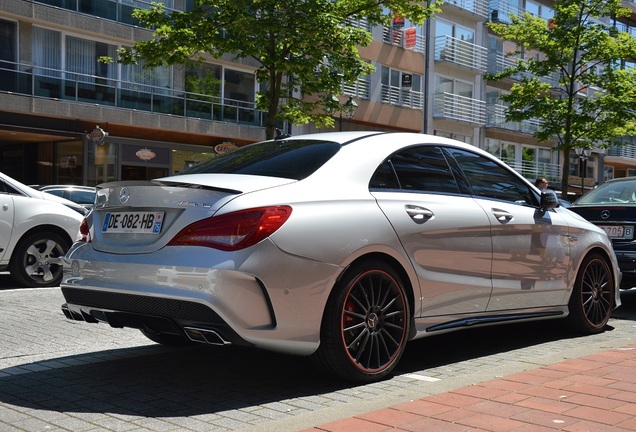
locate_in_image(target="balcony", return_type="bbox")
[489,0,522,23]
[0,62,266,128]
[607,141,636,159]
[445,0,490,18]
[33,0,180,26]
[381,85,424,110]
[486,103,543,134]
[487,51,559,86]
[382,27,426,53]
[434,35,488,72]
[433,92,486,125]
[343,77,371,100]
[503,158,562,184]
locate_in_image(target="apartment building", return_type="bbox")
[1,0,635,196]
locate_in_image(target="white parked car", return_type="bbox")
[0,172,85,287]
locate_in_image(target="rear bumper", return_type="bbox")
[60,241,343,355]
[61,287,247,346]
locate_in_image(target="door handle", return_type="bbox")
[405,205,433,223]
[491,208,513,223]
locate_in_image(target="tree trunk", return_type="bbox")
[560,149,571,199]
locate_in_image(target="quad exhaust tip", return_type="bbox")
[183,327,231,346]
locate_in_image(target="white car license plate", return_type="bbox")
[102,211,164,234]
[599,225,634,240]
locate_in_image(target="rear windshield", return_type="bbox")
[178,139,341,180]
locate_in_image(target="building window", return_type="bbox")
[33,27,62,78]
[380,66,423,109]
[0,18,16,66]
[0,18,17,92]
[435,75,473,98]
[66,36,117,83]
[185,63,257,124]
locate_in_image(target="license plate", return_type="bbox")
[102,212,164,234]
[599,225,634,240]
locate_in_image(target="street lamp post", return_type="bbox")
[326,95,358,131]
[575,147,592,196]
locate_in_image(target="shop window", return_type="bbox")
[55,141,84,185]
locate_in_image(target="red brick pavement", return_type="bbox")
[301,345,636,432]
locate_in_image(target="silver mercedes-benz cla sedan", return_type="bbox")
[61,131,621,382]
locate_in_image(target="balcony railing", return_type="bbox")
[487,52,559,86]
[380,85,424,110]
[382,27,426,53]
[433,92,486,125]
[489,0,522,23]
[607,141,636,159]
[0,62,266,128]
[343,77,371,100]
[445,0,490,18]
[486,103,543,134]
[33,0,179,26]
[503,158,562,184]
[434,35,488,72]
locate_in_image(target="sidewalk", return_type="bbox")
[302,345,636,432]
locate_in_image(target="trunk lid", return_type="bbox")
[89,175,294,254]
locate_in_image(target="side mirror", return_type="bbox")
[540,189,560,210]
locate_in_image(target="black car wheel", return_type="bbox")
[566,252,614,334]
[313,260,410,382]
[9,232,69,288]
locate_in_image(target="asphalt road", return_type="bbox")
[1,271,636,431]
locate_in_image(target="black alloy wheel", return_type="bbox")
[313,259,410,382]
[567,252,614,334]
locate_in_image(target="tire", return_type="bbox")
[566,252,614,334]
[312,259,410,382]
[9,232,70,288]
[140,329,196,346]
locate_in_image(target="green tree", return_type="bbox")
[110,0,439,139]
[487,0,636,193]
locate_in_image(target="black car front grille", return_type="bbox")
[61,287,222,323]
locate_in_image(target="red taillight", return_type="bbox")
[167,206,292,251]
[78,218,91,243]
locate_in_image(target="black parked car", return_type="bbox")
[569,177,636,290]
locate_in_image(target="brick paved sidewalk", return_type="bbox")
[302,345,636,432]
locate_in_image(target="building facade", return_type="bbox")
[1,0,635,197]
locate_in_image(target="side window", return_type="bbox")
[445,147,536,205]
[0,180,18,195]
[369,160,400,189]
[370,146,460,194]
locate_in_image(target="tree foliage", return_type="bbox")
[487,0,636,191]
[111,0,439,139]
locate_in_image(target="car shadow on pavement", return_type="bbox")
[0,344,348,419]
[0,295,633,422]
[0,318,617,421]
